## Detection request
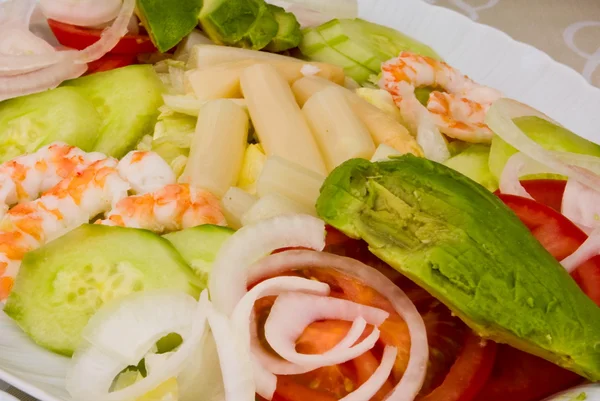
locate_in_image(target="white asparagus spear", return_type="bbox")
[303,86,376,171]
[292,76,423,157]
[180,100,249,197]
[187,45,344,84]
[240,63,327,176]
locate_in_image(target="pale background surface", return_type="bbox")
[426,0,600,87]
[1,0,599,400]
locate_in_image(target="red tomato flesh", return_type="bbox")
[47,19,157,55]
[85,54,136,75]
[256,236,497,401]
[498,194,600,307]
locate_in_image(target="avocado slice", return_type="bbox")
[264,5,301,52]
[316,155,600,381]
[136,0,203,53]
[238,1,278,50]
[199,0,277,50]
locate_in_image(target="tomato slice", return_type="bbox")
[518,179,567,212]
[473,344,582,401]
[472,194,592,401]
[86,54,137,75]
[47,19,157,55]
[421,332,497,401]
[322,232,497,400]
[498,194,600,306]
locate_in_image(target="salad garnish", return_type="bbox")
[1,0,600,401]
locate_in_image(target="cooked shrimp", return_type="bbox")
[97,183,227,233]
[0,142,105,218]
[0,158,130,301]
[380,52,502,143]
[117,150,176,194]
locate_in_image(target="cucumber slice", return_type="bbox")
[316,18,441,70]
[300,28,373,83]
[63,65,164,159]
[0,87,101,163]
[164,224,234,287]
[444,144,498,192]
[4,224,201,356]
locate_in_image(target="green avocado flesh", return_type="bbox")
[0,87,100,163]
[264,5,301,52]
[63,65,164,159]
[136,0,204,52]
[199,0,275,49]
[164,224,234,288]
[316,155,600,380]
[489,116,600,179]
[4,225,201,356]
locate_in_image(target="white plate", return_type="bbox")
[2,0,600,400]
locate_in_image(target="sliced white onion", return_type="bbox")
[40,0,122,28]
[562,179,600,233]
[561,229,600,273]
[499,152,534,199]
[75,0,135,64]
[0,56,86,102]
[231,276,330,398]
[267,0,358,27]
[253,314,372,377]
[81,290,196,365]
[66,290,210,401]
[0,0,64,76]
[209,214,326,316]
[206,302,256,401]
[541,384,600,401]
[339,346,398,401]
[265,293,387,366]
[0,0,36,26]
[486,98,600,191]
[247,250,429,401]
[0,51,68,76]
[0,28,58,77]
[180,332,224,401]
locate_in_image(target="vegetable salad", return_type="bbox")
[1,1,600,401]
